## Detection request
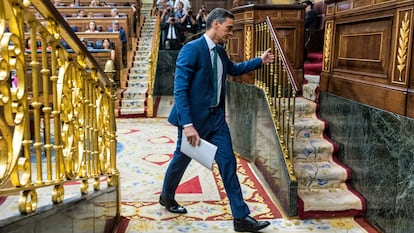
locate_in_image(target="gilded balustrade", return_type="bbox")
[0,0,118,215]
[146,12,161,117]
[254,17,298,179]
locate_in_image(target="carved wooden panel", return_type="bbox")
[321,0,414,117]
[333,17,392,81]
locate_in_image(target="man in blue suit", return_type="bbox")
[160,8,274,232]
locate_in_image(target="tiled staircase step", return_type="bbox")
[135,51,149,57]
[128,74,149,82]
[120,99,146,108]
[121,89,147,100]
[132,61,149,68]
[130,67,149,75]
[118,107,145,116]
[133,56,148,62]
[294,161,349,188]
[137,45,151,50]
[125,81,148,89]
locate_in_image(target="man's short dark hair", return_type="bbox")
[206,8,234,30]
[302,1,314,8]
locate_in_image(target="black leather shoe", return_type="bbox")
[234,215,270,232]
[159,196,187,214]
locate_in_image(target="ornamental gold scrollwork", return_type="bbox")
[52,184,64,204]
[18,190,38,214]
[323,22,333,72]
[396,12,410,82]
[96,91,112,175]
[57,60,85,180]
[0,0,30,188]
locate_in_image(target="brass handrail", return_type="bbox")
[146,10,161,117]
[254,17,298,179]
[0,0,118,216]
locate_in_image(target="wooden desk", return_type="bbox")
[66,17,129,48]
[57,6,136,36]
[58,0,139,7]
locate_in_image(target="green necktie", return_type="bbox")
[212,46,218,106]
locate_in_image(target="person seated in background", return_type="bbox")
[89,0,99,6]
[100,38,116,62]
[77,9,86,18]
[70,25,78,32]
[108,20,126,64]
[161,14,184,50]
[108,20,126,44]
[85,20,100,32]
[53,0,65,7]
[110,8,120,18]
[70,0,81,7]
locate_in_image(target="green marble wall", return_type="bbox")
[319,92,414,233]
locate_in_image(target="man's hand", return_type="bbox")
[184,125,200,147]
[261,48,275,65]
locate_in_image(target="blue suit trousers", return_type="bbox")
[161,107,250,219]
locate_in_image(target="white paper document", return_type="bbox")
[180,135,217,170]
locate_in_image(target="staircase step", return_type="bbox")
[128,74,149,82]
[295,97,318,117]
[302,83,319,102]
[294,161,349,188]
[304,62,322,75]
[119,99,146,108]
[294,138,336,162]
[307,52,323,63]
[121,89,147,100]
[130,67,149,75]
[298,183,365,218]
[294,117,326,139]
[304,74,320,84]
[125,81,148,90]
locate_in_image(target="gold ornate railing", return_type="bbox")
[146,10,161,117]
[254,17,299,179]
[0,0,118,215]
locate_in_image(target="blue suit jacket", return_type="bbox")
[168,36,263,129]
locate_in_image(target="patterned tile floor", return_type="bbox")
[115,116,379,233]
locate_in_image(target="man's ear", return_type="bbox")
[213,20,220,28]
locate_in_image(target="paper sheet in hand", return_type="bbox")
[180,135,217,170]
